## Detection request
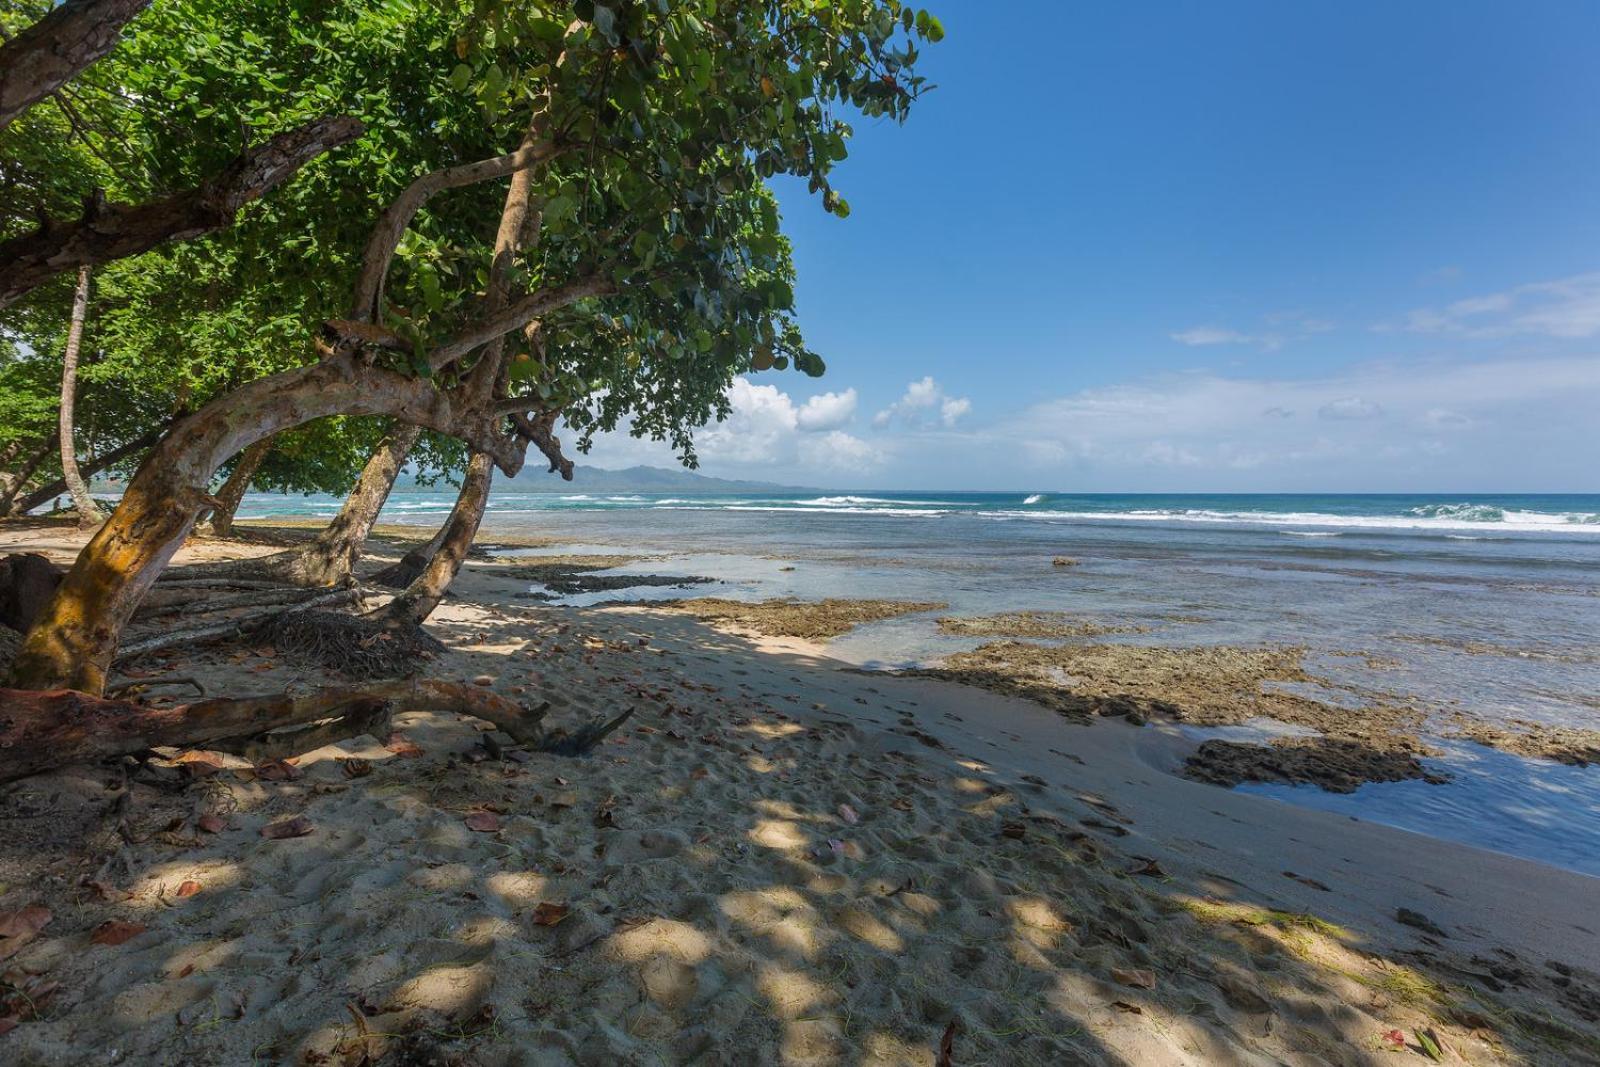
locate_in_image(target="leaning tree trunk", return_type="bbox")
[379,451,493,627]
[12,420,169,517]
[286,421,421,585]
[4,354,522,696]
[205,436,270,536]
[58,265,104,529]
[0,433,56,515]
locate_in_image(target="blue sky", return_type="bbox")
[582,1,1600,490]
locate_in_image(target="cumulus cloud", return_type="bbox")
[1393,271,1600,338]
[795,388,857,432]
[580,377,882,478]
[874,376,972,428]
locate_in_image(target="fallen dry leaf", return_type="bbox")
[90,920,147,947]
[465,811,502,833]
[1000,821,1027,840]
[531,902,570,927]
[254,758,302,782]
[260,816,314,840]
[0,906,50,961]
[341,758,372,779]
[175,881,201,899]
[1111,1000,1143,1014]
[1128,858,1167,878]
[385,734,424,758]
[1112,967,1156,990]
[196,814,227,834]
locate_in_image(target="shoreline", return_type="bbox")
[2,525,1597,1063]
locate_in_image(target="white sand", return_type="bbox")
[2,526,1597,1065]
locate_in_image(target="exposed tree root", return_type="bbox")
[116,587,363,661]
[0,680,555,782]
[368,544,433,589]
[258,609,446,680]
[136,585,330,620]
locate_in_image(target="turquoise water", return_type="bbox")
[236,489,1600,875]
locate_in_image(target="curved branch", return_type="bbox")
[0,0,151,131]
[512,411,574,480]
[0,115,364,309]
[425,274,616,371]
[348,141,562,322]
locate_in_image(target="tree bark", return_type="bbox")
[0,115,363,309]
[0,434,56,515]
[376,126,542,627]
[287,422,421,585]
[10,421,169,517]
[205,437,270,536]
[379,451,493,626]
[0,679,550,784]
[58,266,104,528]
[0,0,151,131]
[4,355,522,695]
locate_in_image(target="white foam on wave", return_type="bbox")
[1023,493,1046,505]
[975,507,1600,534]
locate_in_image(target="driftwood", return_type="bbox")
[116,586,363,661]
[136,585,329,620]
[0,680,554,782]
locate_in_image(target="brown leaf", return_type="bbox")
[196,814,227,834]
[340,758,372,779]
[385,734,424,758]
[255,758,302,782]
[175,880,202,899]
[260,816,314,840]
[1111,1000,1143,1014]
[531,902,570,927]
[1112,967,1156,990]
[1000,821,1027,840]
[83,880,129,902]
[465,811,501,833]
[0,906,50,961]
[90,920,147,947]
[890,797,913,811]
[936,1020,957,1067]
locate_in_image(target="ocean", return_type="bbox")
[235,489,1600,875]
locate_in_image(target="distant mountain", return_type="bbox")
[501,464,813,494]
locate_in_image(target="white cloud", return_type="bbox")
[1318,396,1382,420]
[795,388,857,432]
[959,355,1600,489]
[1171,326,1250,346]
[1395,271,1600,338]
[1172,314,1333,351]
[874,376,972,428]
[575,377,883,478]
[799,430,883,470]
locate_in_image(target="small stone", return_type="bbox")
[472,674,494,687]
[1051,556,1079,567]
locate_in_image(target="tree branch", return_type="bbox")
[0,115,364,309]
[425,274,616,372]
[0,0,151,131]
[512,410,574,480]
[348,140,563,322]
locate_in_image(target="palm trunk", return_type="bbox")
[58,265,104,529]
[378,450,493,627]
[204,436,271,536]
[287,422,421,585]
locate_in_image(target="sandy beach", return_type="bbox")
[2,521,1597,1065]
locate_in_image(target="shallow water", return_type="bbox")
[235,489,1600,875]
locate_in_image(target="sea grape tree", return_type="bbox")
[6,0,941,693]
